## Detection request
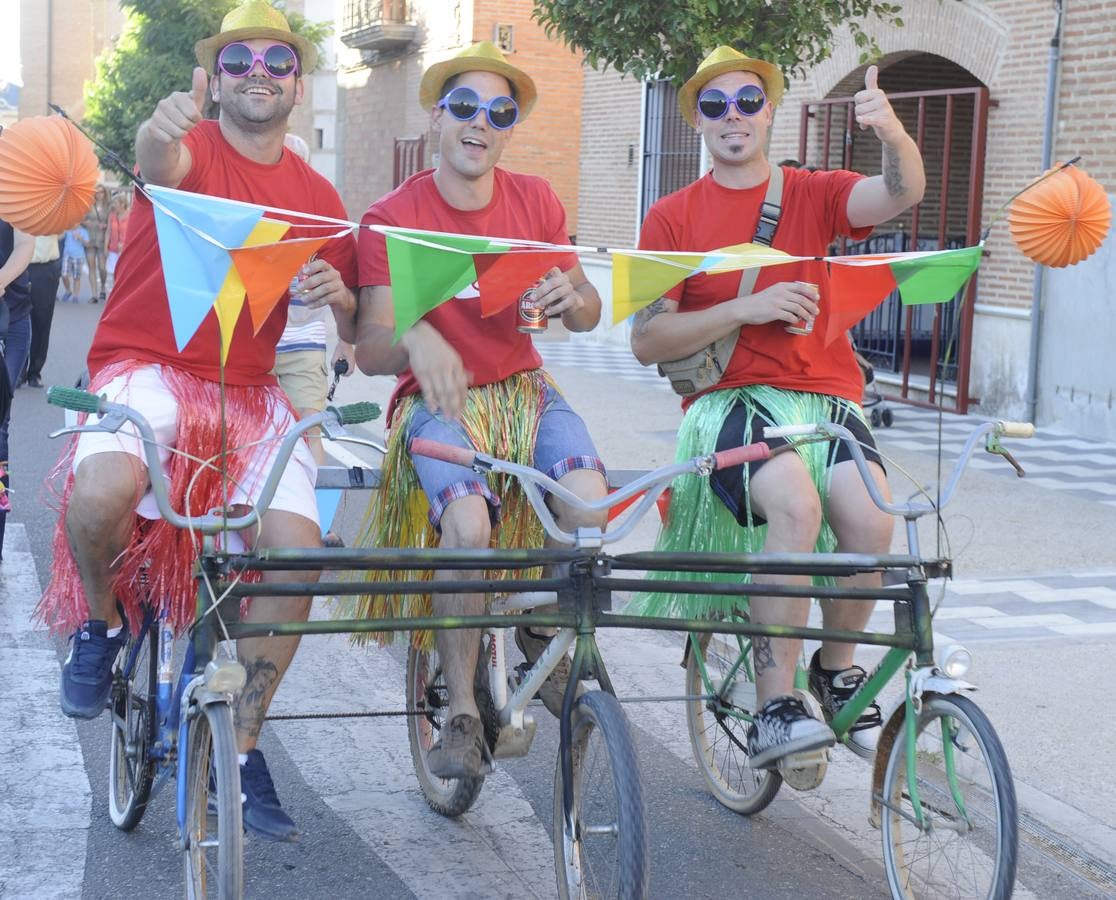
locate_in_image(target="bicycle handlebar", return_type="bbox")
[47,386,381,535]
[763,419,1034,517]
[409,437,770,546]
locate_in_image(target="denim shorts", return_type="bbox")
[406,385,605,528]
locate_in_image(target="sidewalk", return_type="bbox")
[328,328,1116,892]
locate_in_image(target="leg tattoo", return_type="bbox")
[236,657,279,740]
[753,636,775,678]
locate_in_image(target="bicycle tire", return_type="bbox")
[880,693,1017,900]
[553,690,650,900]
[183,700,243,900]
[685,628,782,815]
[108,620,158,830]
[405,639,499,818]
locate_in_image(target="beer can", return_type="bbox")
[517,286,547,333]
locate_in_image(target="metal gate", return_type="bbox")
[797,86,990,413]
[640,80,702,221]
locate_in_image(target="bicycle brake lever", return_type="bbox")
[998,447,1026,478]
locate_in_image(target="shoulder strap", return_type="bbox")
[737,164,784,297]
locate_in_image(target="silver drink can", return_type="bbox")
[517,286,547,333]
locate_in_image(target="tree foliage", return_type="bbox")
[83,0,330,171]
[532,0,903,85]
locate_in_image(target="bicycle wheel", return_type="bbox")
[881,693,1017,900]
[553,690,649,900]
[406,639,498,818]
[108,620,158,830]
[685,629,781,815]
[183,700,243,900]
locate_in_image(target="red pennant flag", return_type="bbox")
[473,250,578,317]
[823,260,899,347]
[230,236,331,333]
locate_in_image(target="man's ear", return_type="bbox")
[430,106,443,132]
[293,77,305,105]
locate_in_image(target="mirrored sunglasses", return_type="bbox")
[697,84,767,120]
[437,86,519,130]
[217,42,299,79]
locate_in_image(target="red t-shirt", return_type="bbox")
[638,167,871,406]
[88,120,358,385]
[358,167,570,409]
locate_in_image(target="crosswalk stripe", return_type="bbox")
[0,524,90,900]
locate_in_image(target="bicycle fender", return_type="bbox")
[868,672,977,828]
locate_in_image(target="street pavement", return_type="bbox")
[1,292,1114,899]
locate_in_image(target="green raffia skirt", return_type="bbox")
[627,384,870,620]
[337,370,553,646]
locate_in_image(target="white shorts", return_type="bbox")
[72,365,319,525]
[106,251,121,274]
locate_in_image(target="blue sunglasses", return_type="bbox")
[437,86,519,130]
[698,84,767,120]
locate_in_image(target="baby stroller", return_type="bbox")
[854,347,893,428]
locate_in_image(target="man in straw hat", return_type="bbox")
[338,41,606,778]
[631,47,925,771]
[41,0,356,842]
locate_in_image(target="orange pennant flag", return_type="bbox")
[230,235,331,334]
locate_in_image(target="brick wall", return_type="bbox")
[575,65,642,248]
[337,0,584,231]
[19,0,125,120]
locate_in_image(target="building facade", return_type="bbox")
[576,0,1116,438]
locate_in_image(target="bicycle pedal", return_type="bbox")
[492,714,537,760]
[778,747,829,792]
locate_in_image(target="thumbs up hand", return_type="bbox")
[147,66,210,144]
[853,65,903,144]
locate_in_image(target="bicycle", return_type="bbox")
[672,418,1034,899]
[48,385,381,900]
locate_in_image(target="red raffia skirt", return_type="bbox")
[36,360,291,635]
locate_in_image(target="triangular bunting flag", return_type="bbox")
[148,185,265,351]
[213,218,291,363]
[230,234,329,334]
[824,260,900,347]
[611,252,706,323]
[891,245,982,305]
[473,249,577,317]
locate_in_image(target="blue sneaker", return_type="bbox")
[240,749,299,842]
[60,618,128,719]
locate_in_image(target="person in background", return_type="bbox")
[82,185,110,303]
[103,191,131,297]
[276,131,355,546]
[0,219,35,552]
[60,224,88,302]
[23,233,64,389]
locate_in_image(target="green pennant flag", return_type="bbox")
[386,230,506,341]
[892,245,982,306]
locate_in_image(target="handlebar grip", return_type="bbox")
[47,386,104,414]
[996,420,1035,439]
[410,438,477,467]
[328,402,381,425]
[713,442,771,470]
[763,424,819,439]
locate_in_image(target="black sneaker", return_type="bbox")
[746,694,835,770]
[514,626,579,718]
[427,714,488,779]
[240,749,299,842]
[60,616,128,719]
[807,650,883,758]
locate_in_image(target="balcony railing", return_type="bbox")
[341,0,416,53]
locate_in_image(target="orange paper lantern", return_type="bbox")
[0,116,100,236]
[1008,164,1111,268]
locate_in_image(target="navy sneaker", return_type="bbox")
[240,749,299,842]
[60,618,128,719]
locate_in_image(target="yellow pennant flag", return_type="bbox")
[213,218,290,363]
[611,252,705,323]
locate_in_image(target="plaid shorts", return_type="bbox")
[406,385,605,528]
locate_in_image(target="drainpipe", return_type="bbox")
[45,0,54,112]
[1023,0,1064,423]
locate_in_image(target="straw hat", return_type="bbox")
[418,41,538,120]
[195,1,318,75]
[678,46,785,127]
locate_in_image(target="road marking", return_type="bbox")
[0,524,90,900]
